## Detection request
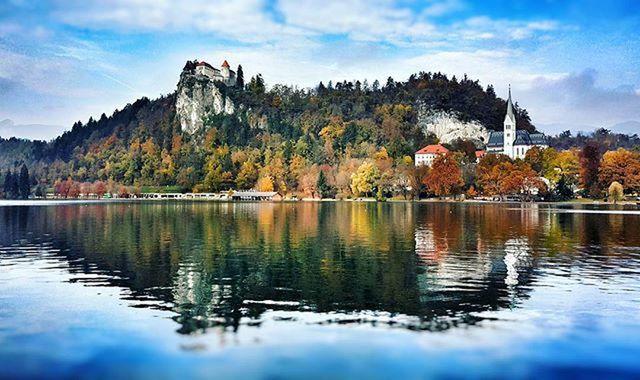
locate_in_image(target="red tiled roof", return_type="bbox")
[475,150,486,158]
[222,60,230,68]
[415,144,449,155]
[196,61,214,70]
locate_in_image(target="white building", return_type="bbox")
[414,144,449,167]
[194,60,236,86]
[486,87,548,159]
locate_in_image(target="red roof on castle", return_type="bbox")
[415,144,449,155]
[196,61,215,70]
[222,60,230,68]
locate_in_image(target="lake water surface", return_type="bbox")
[1,201,640,379]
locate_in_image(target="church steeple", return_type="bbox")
[505,84,515,123]
[503,84,516,158]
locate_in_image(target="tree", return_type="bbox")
[236,64,244,89]
[247,74,265,95]
[256,176,275,192]
[608,181,624,204]
[598,149,640,194]
[94,181,107,198]
[524,146,544,173]
[18,164,30,199]
[545,149,580,187]
[3,169,17,199]
[425,153,464,197]
[476,153,511,196]
[393,156,416,199]
[68,180,81,198]
[579,141,605,197]
[350,161,380,197]
[316,170,335,198]
[498,161,546,200]
[204,146,233,192]
[451,139,477,163]
[554,175,574,201]
[236,160,259,190]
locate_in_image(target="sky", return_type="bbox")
[1,0,639,140]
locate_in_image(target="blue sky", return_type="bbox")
[1,0,639,140]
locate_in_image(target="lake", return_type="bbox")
[1,201,640,379]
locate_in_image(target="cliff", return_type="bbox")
[175,72,235,134]
[417,108,490,146]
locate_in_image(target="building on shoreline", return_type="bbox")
[415,144,449,167]
[486,86,548,159]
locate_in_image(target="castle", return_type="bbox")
[193,59,237,86]
[486,86,548,159]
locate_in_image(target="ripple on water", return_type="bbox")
[1,202,640,377]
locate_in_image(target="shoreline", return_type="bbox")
[1,198,638,208]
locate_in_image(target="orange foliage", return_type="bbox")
[425,153,464,197]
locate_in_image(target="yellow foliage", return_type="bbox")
[256,176,275,192]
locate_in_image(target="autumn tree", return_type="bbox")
[579,141,605,197]
[524,146,544,173]
[236,160,259,190]
[94,181,107,198]
[350,161,380,197]
[498,161,546,200]
[68,180,81,198]
[425,153,464,198]
[393,156,416,199]
[546,149,580,186]
[608,181,624,204]
[415,164,431,197]
[204,146,233,192]
[256,176,275,192]
[598,149,640,194]
[476,153,511,196]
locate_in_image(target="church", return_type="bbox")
[486,87,549,159]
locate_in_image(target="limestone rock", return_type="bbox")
[175,74,235,134]
[417,107,490,146]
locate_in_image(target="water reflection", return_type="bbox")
[1,202,640,335]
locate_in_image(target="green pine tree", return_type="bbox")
[19,164,30,199]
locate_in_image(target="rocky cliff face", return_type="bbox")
[417,107,490,146]
[175,74,235,133]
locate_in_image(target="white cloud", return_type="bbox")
[53,0,311,44]
[454,17,561,42]
[277,0,440,44]
[421,0,465,17]
[519,69,640,127]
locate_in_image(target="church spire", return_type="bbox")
[505,84,515,123]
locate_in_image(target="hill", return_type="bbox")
[1,61,536,191]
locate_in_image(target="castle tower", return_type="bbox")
[503,85,516,158]
[221,60,230,80]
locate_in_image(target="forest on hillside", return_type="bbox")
[1,65,639,200]
[0,68,533,186]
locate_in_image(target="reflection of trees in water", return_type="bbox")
[1,202,639,334]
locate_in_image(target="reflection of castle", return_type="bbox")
[2,203,554,336]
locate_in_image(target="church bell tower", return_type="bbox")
[503,85,516,157]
